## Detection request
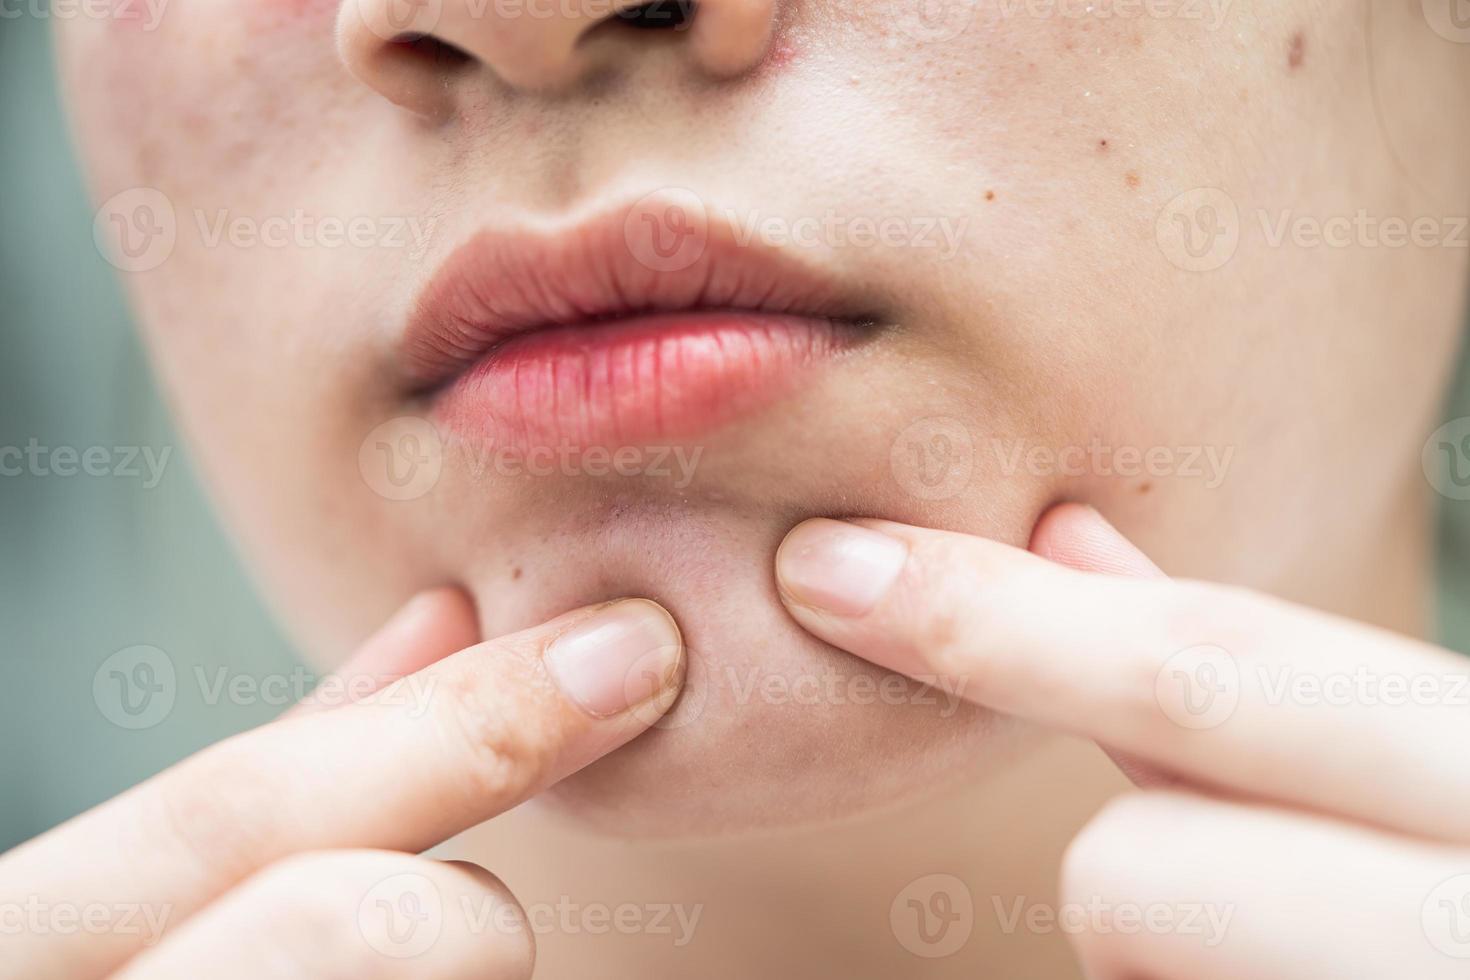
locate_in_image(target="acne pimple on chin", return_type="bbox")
[754,37,800,77]
[1288,31,1307,71]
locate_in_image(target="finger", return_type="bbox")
[1028,502,1165,579]
[1029,504,1175,789]
[776,517,1470,842]
[111,851,532,980]
[1061,792,1470,979]
[286,587,481,717]
[1,598,681,979]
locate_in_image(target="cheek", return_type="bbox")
[62,0,346,192]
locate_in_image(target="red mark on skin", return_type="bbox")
[758,38,799,75]
[1098,139,1110,151]
[512,566,524,581]
[1288,31,1306,70]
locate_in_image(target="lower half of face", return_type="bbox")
[57,0,1470,833]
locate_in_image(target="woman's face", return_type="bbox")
[56,0,1470,833]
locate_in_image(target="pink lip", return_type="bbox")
[403,198,872,454]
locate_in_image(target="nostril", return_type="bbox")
[389,33,475,69]
[614,0,696,30]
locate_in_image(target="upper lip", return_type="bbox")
[400,197,876,392]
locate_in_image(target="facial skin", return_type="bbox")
[56,0,1470,834]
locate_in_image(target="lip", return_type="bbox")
[402,197,875,454]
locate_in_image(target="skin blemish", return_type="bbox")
[1098,139,1110,151]
[985,190,996,202]
[1125,172,1141,189]
[512,566,524,581]
[1288,31,1306,71]
[1137,481,1154,495]
[760,38,800,75]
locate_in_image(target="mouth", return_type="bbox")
[402,196,880,454]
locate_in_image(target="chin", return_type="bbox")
[450,485,1033,837]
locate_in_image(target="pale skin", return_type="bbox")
[27,0,1470,974]
[7,504,1470,975]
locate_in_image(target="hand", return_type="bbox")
[776,505,1470,978]
[0,591,683,979]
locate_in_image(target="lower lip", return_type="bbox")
[431,312,845,453]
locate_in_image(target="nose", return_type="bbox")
[339,0,779,114]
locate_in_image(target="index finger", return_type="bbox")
[0,597,683,979]
[775,516,1470,843]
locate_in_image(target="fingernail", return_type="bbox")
[777,519,908,617]
[546,600,683,718]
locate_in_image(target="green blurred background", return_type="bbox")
[3,16,1468,853]
[1,20,296,852]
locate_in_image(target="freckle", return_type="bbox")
[1098,139,1110,152]
[985,190,996,202]
[511,566,523,581]
[1137,481,1153,495]
[1125,171,1141,189]
[1288,31,1306,70]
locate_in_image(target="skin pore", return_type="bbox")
[49,0,1470,975]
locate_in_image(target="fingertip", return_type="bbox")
[1029,503,1164,579]
[776,518,909,619]
[544,598,685,720]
